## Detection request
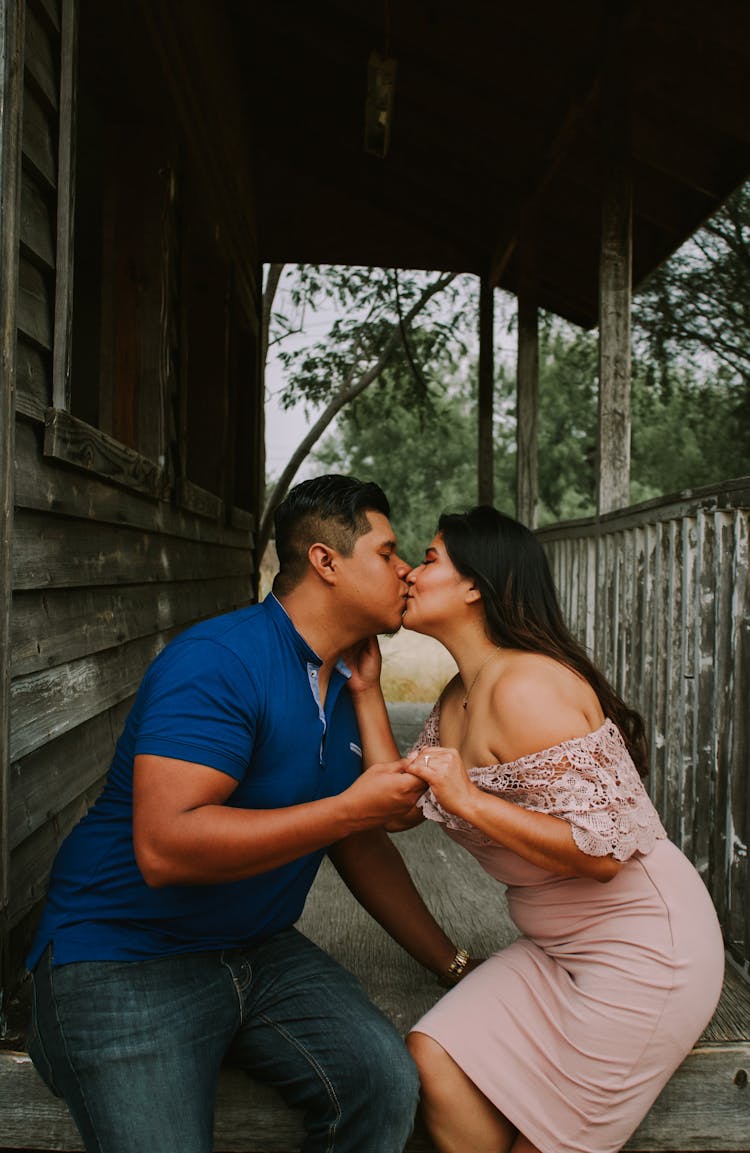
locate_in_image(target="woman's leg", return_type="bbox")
[407,1030,542,1153]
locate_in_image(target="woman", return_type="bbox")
[398,506,724,1153]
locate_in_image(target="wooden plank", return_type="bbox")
[629,524,646,723]
[1,0,25,913]
[230,506,255,533]
[535,477,750,543]
[9,626,181,762]
[624,1043,750,1151]
[23,0,58,110]
[15,335,50,412]
[680,515,698,855]
[12,509,252,591]
[664,519,683,843]
[712,511,735,936]
[11,576,251,676]
[19,167,55,268]
[20,81,56,189]
[44,407,169,499]
[694,510,717,882]
[705,965,750,1043]
[728,510,749,961]
[180,476,224,522]
[15,418,253,550]
[17,255,52,348]
[8,697,132,852]
[2,1037,749,1153]
[51,0,76,410]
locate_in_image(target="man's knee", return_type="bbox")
[354,1022,420,1116]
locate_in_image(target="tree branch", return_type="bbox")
[258,270,456,559]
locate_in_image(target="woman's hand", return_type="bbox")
[342,636,382,695]
[407,746,480,820]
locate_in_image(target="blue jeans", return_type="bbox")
[28,929,419,1153]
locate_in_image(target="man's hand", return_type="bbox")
[343,758,427,829]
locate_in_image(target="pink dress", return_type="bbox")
[410,705,725,1153]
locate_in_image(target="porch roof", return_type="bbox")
[237,0,750,327]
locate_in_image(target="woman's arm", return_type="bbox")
[344,637,402,764]
[408,747,622,882]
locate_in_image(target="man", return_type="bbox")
[27,475,463,1153]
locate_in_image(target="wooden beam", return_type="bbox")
[516,222,539,528]
[596,13,632,516]
[51,0,77,411]
[0,0,25,915]
[489,78,601,287]
[477,272,494,505]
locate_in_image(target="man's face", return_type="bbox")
[335,511,411,634]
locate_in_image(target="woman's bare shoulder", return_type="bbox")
[488,652,603,762]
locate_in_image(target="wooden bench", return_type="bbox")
[2,702,749,1149]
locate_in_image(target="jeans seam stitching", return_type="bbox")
[220,957,248,1024]
[257,1013,341,1153]
[49,962,104,1153]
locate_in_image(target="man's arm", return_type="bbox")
[328,828,458,978]
[133,754,426,886]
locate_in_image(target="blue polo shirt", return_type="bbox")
[27,595,362,968]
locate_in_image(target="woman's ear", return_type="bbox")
[465,584,482,605]
[308,542,338,584]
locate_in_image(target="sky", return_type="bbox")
[263,286,335,484]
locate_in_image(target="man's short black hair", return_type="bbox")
[273,474,391,593]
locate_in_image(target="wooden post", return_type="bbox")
[52,0,78,412]
[477,272,494,505]
[516,226,539,528]
[0,0,25,913]
[597,19,632,515]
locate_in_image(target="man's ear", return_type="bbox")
[308,542,338,585]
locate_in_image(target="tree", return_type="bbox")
[259,265,473,558]
[312,370,478,564]
[633,180,750,474]
[634,181,750,389]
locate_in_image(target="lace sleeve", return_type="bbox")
[410,701,441,753]
[418,719,667,862]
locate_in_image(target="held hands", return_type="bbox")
[345,758,427,827]
[407,746,479,820]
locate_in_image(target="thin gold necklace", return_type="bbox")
[461,649,499,710]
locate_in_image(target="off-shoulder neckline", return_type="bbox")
[430,701,622,771]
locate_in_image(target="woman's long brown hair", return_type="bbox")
[439,506,649,777]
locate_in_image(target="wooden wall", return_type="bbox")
[1,0,263,992]
[537,479,750,970]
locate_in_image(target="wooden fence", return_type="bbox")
[536,477,750,969]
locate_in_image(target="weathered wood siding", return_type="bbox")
[537,479,750,968]
[2,0,262,992]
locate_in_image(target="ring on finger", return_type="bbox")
[424,754,431,766]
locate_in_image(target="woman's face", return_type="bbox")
[402,533,475,635]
